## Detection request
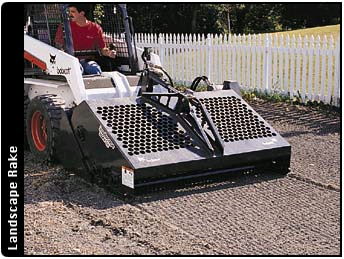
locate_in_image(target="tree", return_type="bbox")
[125,3,340,34]
[216,4,246,34]
[280,3,341,30]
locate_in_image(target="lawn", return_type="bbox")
[270,24,340,39]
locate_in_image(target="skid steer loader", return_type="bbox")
[24,4,291,192]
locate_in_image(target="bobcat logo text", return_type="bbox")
[56,67,71,75]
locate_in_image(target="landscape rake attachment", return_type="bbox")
[24,3,291,193]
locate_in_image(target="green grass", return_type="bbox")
[270,24,340,39]
[241,88,340,113]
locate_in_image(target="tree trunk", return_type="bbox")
[191,8,198,33]
[227,11,231,34]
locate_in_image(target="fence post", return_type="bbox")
[263,34,271,92]
[335,36,340,107]
[158,34,164,66]
[327,35,335,105]
[207,34,212,81]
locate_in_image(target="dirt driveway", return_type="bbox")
[24,99,340,255]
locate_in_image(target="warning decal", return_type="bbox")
[121,166,134,188]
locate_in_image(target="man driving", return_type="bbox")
[55,4,116,75]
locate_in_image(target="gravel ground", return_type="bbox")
[24,99,341,255]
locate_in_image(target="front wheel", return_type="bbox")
[26,95,65,162]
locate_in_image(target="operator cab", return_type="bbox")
[24,4,139,77]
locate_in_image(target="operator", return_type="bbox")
[55,4,116,75]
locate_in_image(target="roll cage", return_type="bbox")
[24,3,139,74]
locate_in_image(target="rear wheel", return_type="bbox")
[26,95,65,162]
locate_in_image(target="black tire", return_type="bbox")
[26,94,65,162]
[24,94,30,150]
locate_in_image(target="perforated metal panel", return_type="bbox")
[96,104,195,156]
[96,95,278,157]
[197,96,277,142]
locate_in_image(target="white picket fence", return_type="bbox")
[135,33,340,107]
